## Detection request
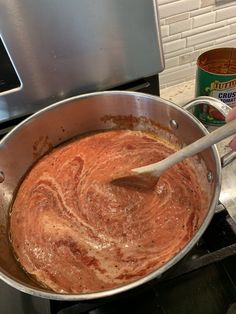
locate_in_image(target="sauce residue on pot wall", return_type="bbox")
[32,135,53,159]
[9,130,209,293]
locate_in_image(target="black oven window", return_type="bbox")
[0,37,21,93]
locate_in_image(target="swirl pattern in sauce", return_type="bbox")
[10,130,208,293]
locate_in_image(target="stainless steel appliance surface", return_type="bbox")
[0,0,164,123]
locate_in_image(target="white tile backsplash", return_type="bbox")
[201,0,215,8]
[187,26,230,46]
[163,38,186,53]
[165,56,179,68]
[192,11,216,28]
[216,5,236,21]
[215,33,236,44]
[194,40,215,49]
[182,20,227,39]
[190,6,212,17]
[169,19,191,35]
[162,33,181,44]
[159,0,236,89]
[231,22,236,35]
[179,51,199,65]
[159,0,200,19]
[228,16,236,25]
[165,47,194,59]
[165,12,190,24]
[160,25,169,37]
[160,64,196,86]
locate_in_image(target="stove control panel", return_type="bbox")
[0,37,21,94]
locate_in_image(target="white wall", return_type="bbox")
[158,0,236,88]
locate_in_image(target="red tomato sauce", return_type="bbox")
[10,130,208,293]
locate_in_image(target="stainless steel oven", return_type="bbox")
[0,0,164,124]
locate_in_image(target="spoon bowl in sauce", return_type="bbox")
[112,118,236,190]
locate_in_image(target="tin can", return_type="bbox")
[195,48,236,126]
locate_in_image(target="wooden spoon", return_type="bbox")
[111,119,236,190]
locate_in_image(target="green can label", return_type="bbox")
[194,48,236,126]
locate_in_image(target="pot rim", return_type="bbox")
[0,90,222,300]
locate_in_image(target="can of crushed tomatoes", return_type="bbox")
[194,47,236,126]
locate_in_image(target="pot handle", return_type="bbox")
[182,96,236,167]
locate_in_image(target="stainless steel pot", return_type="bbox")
[0,91,235,301]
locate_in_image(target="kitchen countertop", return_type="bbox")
[160,79,195,107]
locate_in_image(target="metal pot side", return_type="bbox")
[0,91,221,300]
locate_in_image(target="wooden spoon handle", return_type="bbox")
[133,119,236,177]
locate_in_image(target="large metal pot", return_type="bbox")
[0,91,234,300]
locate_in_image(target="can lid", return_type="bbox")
[197,48,236,75]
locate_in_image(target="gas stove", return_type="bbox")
[0,77,236,314]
